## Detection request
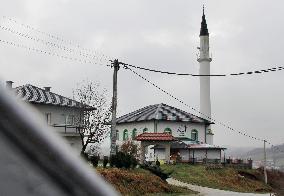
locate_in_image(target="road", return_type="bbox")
[167,178,273,196]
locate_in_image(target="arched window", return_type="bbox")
[123,129,128,141]
[143,128,148,133]
[116,130,119,140]
[191,129,198,141]
[132,128,137,139]
[164,128,172,134]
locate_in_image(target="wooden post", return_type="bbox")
[110,59,119,156]
[263,140,267,184]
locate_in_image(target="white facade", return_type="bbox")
[32,104,82,153]
[116,120,207,144]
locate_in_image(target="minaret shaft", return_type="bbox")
[198,35,211,120]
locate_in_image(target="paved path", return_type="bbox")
[167,178,273,196]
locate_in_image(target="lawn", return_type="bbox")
[97,168,198,196]
[161,164,272,193]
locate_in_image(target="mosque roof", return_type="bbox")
[116,103,211,124]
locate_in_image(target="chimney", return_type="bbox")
[44,87,51,92]
[6,81,14,89]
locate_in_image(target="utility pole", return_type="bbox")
[110,59,120,156]
[263,140,267,184]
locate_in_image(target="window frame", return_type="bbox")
[164,127,172,134]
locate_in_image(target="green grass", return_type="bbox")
[161,164,272,193]
[97,167,198,196]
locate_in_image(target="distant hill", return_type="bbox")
[226,144,284,167]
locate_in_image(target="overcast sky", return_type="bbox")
[0,0,283,148]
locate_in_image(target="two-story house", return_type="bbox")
[7,81,90,153]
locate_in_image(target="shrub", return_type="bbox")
[131,156,138,168]
[109,151,138,169]
[141,164,172,181]
[109,155,115,167]
[90,155,100,167]
[120,140,140,159]
[103,156,109,168]
[156,160,160,167]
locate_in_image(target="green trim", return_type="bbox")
[123,129,128,141]
[164,127,172,134]
[143,127,148,133]
[132,128,137,139]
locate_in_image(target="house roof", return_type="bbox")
[152,141,226,150]
[117,103,210,124]
[136,133,175,141]
[14,84,84,108]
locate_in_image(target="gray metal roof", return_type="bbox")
[14,84,82,108]
[117,103,210,124]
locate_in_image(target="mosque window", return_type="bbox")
[132,128,137,139]
[143,128,148,133]
[164,128,172,134]
[191,129,198,141]
[123,129,128,141]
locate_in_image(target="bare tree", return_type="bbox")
[73,80,111,155]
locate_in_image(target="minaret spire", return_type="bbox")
[200,5,209,36]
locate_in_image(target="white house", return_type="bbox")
[6,81,87,153]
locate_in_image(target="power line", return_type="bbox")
[123,65,284,152]
[122,62,284,77]
[3,16,284,78]
[0,38,111,68]
[0,24,109,63]
[2,15,113,61]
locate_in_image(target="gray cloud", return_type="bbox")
[0,0,283,148]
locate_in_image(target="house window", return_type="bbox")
[164,128,172,134]
[67,115,75,125]
[123,129,128,141]
[45,113,51,125]
[143,128,148,133]
[132,128,137,139]
[191,129,198,141]
[116,130,119,140]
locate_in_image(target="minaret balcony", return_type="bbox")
[197,57,212,63]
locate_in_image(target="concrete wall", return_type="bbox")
[189,149,221,160]
[180,149,189,161]
[116,120,208,143]
[157,121,206,143]
[154,149,165,160]
[116,121,155,141]
[31,103,82,153]
[35,104,81,134]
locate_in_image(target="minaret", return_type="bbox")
[197,6,213,144]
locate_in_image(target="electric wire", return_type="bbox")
[123,62,284,77]
[0,24,109,63]
[123,65,284,153]
[0,38,111,68]
[2,15,113,61]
